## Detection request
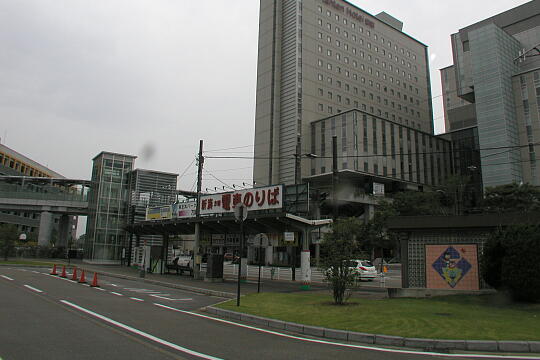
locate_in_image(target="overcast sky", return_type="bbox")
[0,0,531,194]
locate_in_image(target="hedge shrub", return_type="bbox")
[481,225,540,302]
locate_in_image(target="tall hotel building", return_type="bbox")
[253,0,445,192]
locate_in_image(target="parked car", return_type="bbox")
[224,252,240,263]
[348,259,377,281]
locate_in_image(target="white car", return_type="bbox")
[348,259,377,281]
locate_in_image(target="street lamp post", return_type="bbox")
[332,135,338,220]
[235,205,248,306]
[294,136,318,289]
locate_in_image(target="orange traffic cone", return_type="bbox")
[71,267,78,281]
[90,273,99,287]
[50,264,58,276]
[60,265,67,278]
[78,270,87,283]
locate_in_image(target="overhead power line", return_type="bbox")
[205,142,537,161]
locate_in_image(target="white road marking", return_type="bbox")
[1,275,14,281]
[130,297,144,302]
[94,287,106,291]
[149,294,192,301]
[31,270,40,274]
[60,300,222,360]
[130,289,162,294]
[24,285,43,293]
[110,292,123,296]
[153,304,540,360]
[109,284,118,287]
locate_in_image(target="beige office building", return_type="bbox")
[253,0,434,186]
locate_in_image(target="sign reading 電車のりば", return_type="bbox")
[199,185,283,215]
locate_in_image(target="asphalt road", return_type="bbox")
[0,267,536,360]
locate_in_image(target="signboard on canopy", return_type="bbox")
[199,185,283,216]
[173,201,196,219]
[146,205,173,221]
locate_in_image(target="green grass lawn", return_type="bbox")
[217,293,540,341]
[0,259,57,267]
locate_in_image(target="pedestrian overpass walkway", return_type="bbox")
[0,180,89,215]
[0,176,91,247]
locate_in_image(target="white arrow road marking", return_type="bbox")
[60,300,222,360]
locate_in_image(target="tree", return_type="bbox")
[480,224,540,302]
[481,183,540,213]
[0,224,18,261]
[436,174,477,215]
[356,200,397,263]
[319,218,364,305]
[390,191,447,216]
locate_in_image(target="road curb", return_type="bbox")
[0,264,53,268]
[204,306,540,354]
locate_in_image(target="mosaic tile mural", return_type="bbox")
[426,244,479,290]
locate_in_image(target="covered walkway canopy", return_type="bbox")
[125,211,332,236]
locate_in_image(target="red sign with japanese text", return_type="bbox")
[199,185,283,215]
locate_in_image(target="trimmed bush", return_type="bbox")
[481,225,540,302]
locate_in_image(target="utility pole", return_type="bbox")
[193,140,204,280]
[332,135,338,220]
